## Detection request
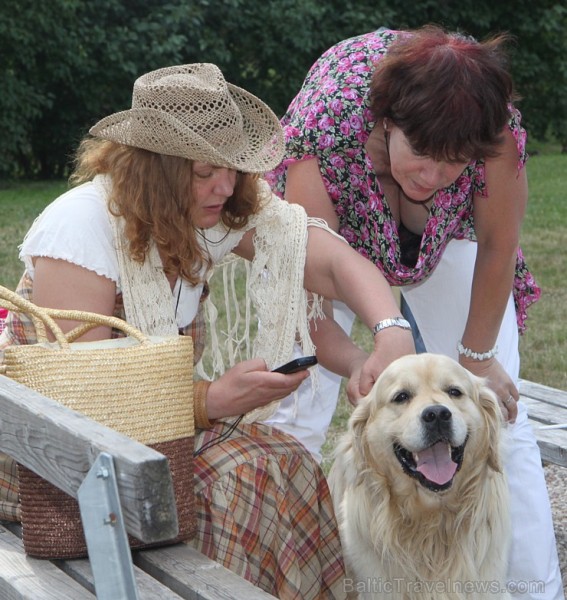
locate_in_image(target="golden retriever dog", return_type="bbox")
[329,353,510,600]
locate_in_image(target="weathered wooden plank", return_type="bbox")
[0,376,178,543]
[520,379,567,407]
[133,544,278,600]
[522,395,567,426]
[56,554,186,599]
[3,521,185,599]
[518,379,567,467]
[526,420,567,467]
[0,523,95,600]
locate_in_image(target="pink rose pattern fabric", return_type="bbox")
[267,28,540,332]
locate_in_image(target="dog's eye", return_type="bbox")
[392,391,410,404]
[446,387,463,398]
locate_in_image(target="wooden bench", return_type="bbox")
[521,378,567,467]
[0,375,276,599]
[0,375,565,599]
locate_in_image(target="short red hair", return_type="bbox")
[370,25,517,162]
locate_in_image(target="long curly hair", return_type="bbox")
[70,138,261,285]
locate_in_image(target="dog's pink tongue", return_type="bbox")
[415,442,457,485]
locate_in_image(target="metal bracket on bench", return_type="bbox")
[77,452,140,600]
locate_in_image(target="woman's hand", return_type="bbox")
[351,328,417,403]
[459,355,519,423]
[206,358,310,420]
[344,355,370,406]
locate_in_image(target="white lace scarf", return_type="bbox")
[104,177,328,422]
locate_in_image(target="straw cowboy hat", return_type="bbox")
[90,63,284,173]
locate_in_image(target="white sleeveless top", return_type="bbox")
[20,175,242,329]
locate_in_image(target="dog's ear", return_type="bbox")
[477,383,504,472]
[349,397,372,462]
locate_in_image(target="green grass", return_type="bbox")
[0,181,68,289]
[1,148,565,470]
[516,153,567,390]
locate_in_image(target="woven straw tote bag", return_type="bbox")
[0,285,196,559]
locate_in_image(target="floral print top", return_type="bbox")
[267,28,540,332]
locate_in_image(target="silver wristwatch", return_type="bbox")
[372,317,412,336]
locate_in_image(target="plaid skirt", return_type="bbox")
[192,421,347,600]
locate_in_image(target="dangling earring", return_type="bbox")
[383,118,389,131]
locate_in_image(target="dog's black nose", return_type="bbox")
[421,405,452,425]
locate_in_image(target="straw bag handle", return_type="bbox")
[0,285,150,348]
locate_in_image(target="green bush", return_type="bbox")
[1,0,566,179]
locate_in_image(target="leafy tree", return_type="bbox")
[0,0,195,178]
[0,0,565,179]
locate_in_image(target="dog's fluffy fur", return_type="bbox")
[329,353,510,600]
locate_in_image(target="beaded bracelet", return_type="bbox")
[457,341,498,361]
[194,380,215,429]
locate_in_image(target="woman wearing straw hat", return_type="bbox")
[0,63,414,598]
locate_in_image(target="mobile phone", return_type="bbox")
[272,355,318,374]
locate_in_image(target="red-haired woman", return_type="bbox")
[268,26,563,599]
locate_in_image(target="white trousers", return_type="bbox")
[265,238,564,599]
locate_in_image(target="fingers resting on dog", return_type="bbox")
[459,356,518,423]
